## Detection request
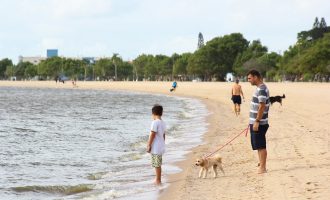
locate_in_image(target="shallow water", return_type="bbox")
[0,87,208,199]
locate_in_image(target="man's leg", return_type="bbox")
[233,104,237,116]
[258,149,267,173]
[237,104,241,115]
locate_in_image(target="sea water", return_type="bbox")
[0,87,208,200]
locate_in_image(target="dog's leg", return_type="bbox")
[212,165,218,178]
[199,168,203,178]
[203,168,208,178]
[219,164,225,175]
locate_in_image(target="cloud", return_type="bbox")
[1,0,330,63]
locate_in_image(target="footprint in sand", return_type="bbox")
[293,145,303,158]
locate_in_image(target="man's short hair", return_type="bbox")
[235,79,239,83]
[152,104,163,116]
[247,69,261,78]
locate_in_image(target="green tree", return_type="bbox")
[62,58,85,80]
[133,54,154,80]
[233,40,268,76]
[94,58,113,80]
[173,53,191,79]
[15,61,34,80]
[187,46,213,80]
[154,55,172,80]
[313,17,320,28]
[5,65,15,79]
[0,58,13,79]
[37,57,63,79]
[117,61,133,80]
[24,63,38,79]
[188,33,249,80]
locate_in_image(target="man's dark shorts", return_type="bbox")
[232,95,241,104]
[250,124,269,150]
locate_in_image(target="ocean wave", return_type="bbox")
[118,152,143,162]
[86,172,108,180]
[12,184,94,195]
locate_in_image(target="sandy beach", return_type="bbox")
[1,81,329,200]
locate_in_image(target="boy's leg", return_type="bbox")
[155,167,162,184]
[151,154,162,185]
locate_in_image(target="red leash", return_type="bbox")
[203,125,249,159]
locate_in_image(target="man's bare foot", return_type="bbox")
[258,168,267,174]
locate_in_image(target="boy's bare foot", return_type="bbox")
[154,181,162,186]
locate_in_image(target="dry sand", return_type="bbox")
[1,81,329,200]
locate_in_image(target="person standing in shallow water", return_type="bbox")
[147,104,166,185]
[247,69,270,174]
[231,79,245,116]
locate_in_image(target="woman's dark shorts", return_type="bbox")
[232,95,242,104]
[250,124,269,150]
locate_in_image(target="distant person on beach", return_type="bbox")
[170,81,177,92]
[247,69,270,174]
[72,78,77,87]
[147,104,166,185]
[231,79,245,116]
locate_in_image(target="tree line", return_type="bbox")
[1,17,329,82]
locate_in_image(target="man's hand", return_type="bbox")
[253,122,259,132]
[146,145,151,153]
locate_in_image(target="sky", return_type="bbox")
[0,0,329,63]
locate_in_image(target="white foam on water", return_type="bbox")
[0,87,209,200]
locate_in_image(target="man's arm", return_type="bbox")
[147,131,156,153]
[256,103,266,120]
[240,86,245,99]
[253,102,266,131]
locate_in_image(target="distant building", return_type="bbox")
[19,49,105,65]
[47,49,58,58]
[82,57,96,64]
[18,55,45,65]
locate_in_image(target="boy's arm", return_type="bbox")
[147,131,156,153]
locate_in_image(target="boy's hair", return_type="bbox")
[235,79,239,83]
[152,104,163,116]
[247,69,261,78]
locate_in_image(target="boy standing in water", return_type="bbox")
[147,104,166,185]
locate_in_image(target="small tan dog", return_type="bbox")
[195,154,225,178]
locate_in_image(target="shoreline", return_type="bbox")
[1,81,329,200]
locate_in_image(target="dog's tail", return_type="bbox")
[282,94,285,98]
[214,154,222,163]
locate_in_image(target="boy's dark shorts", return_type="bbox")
[250,124,269,150]
[232,95,242,104]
